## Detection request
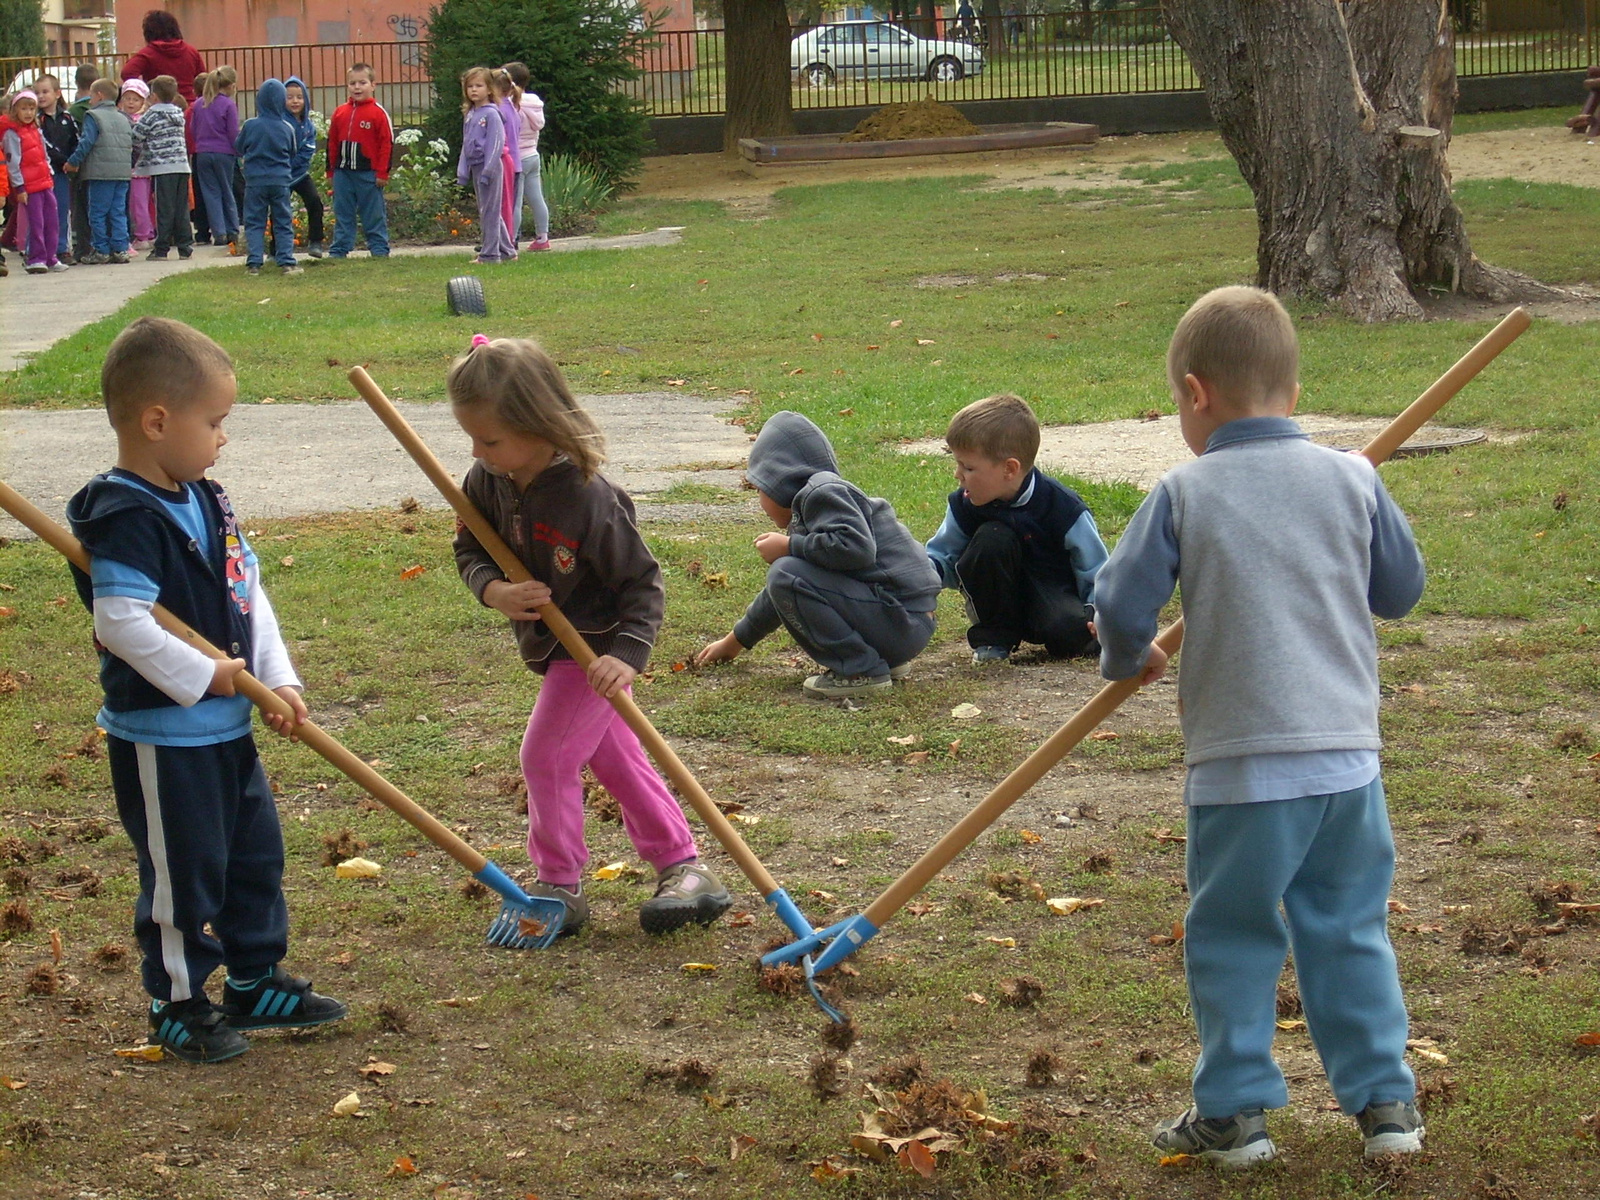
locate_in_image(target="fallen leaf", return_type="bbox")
[701,572,730,589]
[1276,1018,1307,1031]
[889,319,904,328]
[948,738,962,757]
[964,992,988,1005]
[985,936,1017,948]
[1410,1046,1449,1064]
[916,338,936,346]
[591,860,630,881]
[0,607,15,619]
[666,379,687,386]
[903,750,931,764]
[787,367,805,376]
[280,555,295,567]
[728,811,761,824]
[729,1133,757,1161]
[808,888,837,903]
[50,928,62,963]
[332,1091,361,1116]
[517,917,548,939]
[726,911,757,928]
[1149,920,1185,946]
[1576,1032,1600,1046]
[1018,829,1042,844]
[115,1044,164,1061]
[907,902,936,916]
[671,661,687,672]
[900,1139,937,1178]
[810,1156,858,1180]
[387,1156,418,1177]
[1089,729,1120,741]
[811,333,824,342]
[1149,828,1187,844]
[1388,899,1412,913]
[0,1076,26,1089]
[334,857,382,879]
[681,962,718,972]
[1047,896,1104,915]
[400,565,426,581]
[950,703,982,720]
[836,407,854,416]
[866,344,881,350]
[887,734,920,746]
[359,1060,396,1078]
[1159,1153,1197,1167]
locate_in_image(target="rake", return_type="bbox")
[0,480,569,950]
[347,367,851,1017]
[766,306,1533,999]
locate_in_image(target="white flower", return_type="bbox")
[395,127,422,145]
[428,139,450,156]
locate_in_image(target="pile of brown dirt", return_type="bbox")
[841,98,979,143]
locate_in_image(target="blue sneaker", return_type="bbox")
[972,645,1011,665]
[1152,1106,1277,1169]
[149,996,250,1063]
[219,966,348,1029]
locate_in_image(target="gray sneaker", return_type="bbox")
[281,264,303,275]
[803,670,892,700]
[107,251,130,264]
[888,662,913,681]
[1152,1106,1276,1169]
[1357,1100,1424,1157]
[639,859,732,934]
[528,880,587,937]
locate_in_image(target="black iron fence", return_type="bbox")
[4,12,1598,125]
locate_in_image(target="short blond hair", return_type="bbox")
[102,318,234,427]
[945,393,1040,470]
[89,77,118,101]
[447,338,605,480]
[1167,286,1298,409]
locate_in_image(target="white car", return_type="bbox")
[791,21,984,86]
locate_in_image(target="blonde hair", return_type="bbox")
[89,77,119,102]
[202,65,236,105]
[448,339,606,480]
[1167,285,1299,410]
[460,65,494,112]
[102,318,234,427]
[489,67,520,108]
[945,393,1040,470]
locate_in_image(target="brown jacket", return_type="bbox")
[454,459,664,674]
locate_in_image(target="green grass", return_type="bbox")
[4,144,1600,1198]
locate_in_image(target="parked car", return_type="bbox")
[790,21,984,86]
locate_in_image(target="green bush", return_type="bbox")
[533,153,617,237]
[423,0,656,192]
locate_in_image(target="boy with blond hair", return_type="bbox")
[1093,286,1427,1167]
[925,393,1107,664]
[67,318,346,1063]
[325,62,392,258]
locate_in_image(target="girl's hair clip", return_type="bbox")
[471,333,490,348]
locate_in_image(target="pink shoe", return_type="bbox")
[529,238,551,251]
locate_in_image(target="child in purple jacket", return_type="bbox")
[456,66,513,263]
[189,65,239,245]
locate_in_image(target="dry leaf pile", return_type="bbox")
[850,1078,1018,1179]
[319,829,368,867]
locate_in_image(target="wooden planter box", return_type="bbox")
[738,121,1098,164]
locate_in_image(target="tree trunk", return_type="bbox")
[1163,0,1521,321]
[723,0,796,153]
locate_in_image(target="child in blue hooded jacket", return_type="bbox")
[233,78,300,275]
[272,76,323,259]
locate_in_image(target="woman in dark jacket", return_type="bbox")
[121,11,207,103]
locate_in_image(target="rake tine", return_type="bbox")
[802,954,848,1026]
[474,860,568,950]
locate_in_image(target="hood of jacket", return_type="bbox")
[284,75,314,128]
[745,410,839,508]
[66,472,178,562]
[256,77,289,121]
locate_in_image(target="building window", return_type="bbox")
[266,17,299,45]
[317,21,351,43]
[74,41,84,57]
[48,39,58,55]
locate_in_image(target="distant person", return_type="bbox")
[67,64,99,259]
[33,74,78,265]
[503,61,550,250]
[234,78,302,276]
[64,77,135,264]
[119,78,156,251]
[325,62,392,259]
[925,393,1107,664]
[132,75,193,259]
[954,0,977,37]
[190,66,240,248]
[490,68,522,254]
[1,90,68,272]
[456,66,514,264]
[121,9,207,104]
[1567,65,1600,137]
[273,76,323,259]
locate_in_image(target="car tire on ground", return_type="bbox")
[802,63,836,87]
[446,275,487,317]
[927,56,964,82]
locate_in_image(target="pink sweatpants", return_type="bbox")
[520,659,697,887]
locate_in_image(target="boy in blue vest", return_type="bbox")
[925,393,1107,664]
[1093,286,1427,1167]
[67,317,346,1063]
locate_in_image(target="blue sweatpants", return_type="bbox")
[243,183,296,268]
[330,168,389,257]
[86,179,130,255]
[1184,777,1415,1117]
[107,734,289,1003]
[764,555,934,678]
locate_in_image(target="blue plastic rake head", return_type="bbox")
[475,861,570,950]
[762,889,857,1024]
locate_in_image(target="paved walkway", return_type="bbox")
[0,227,685,374]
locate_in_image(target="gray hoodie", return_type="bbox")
[733,412,941,648]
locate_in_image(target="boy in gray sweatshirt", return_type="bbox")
[131,75,192,258]
[696,411,941,699]
[1093,287,1427,1168]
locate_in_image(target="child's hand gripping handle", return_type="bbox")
[347,367,783,899]
[0,479,493,879]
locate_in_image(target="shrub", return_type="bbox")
[535,153,617,237]
[424,0,656,191]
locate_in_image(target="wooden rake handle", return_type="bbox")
[346,367,783,897]
[857,305,1532,930]
[0,480,492,877]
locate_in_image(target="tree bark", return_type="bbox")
[1163,0,1524,321]
[723,0,796,153]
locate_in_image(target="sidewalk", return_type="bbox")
[0,227,685,374]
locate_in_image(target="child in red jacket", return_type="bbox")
[1,90,66,272]
[325,62,392,259]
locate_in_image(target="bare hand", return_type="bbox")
[1137,642,1169,686]
[587,654,636,699]
[264,686,308,739]
[209,657,247,696]
[694,632,744,667]
[484,577,551,621]
[754,531,790,564]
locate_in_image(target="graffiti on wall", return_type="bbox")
[388,13,428,65]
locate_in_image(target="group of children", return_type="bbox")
[456,61,552,262]
[69,285,1427,1168]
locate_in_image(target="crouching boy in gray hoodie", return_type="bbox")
[696,411,941,700]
